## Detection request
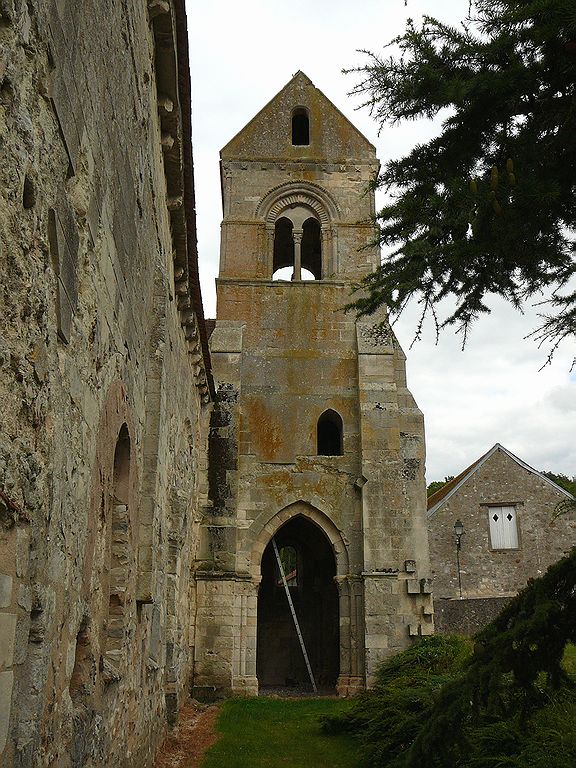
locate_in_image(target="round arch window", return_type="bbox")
[317,410,343,456]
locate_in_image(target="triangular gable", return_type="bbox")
[221,71,376,162]
[427,443,574,517]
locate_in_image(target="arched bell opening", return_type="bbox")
[256,515,339,692]
[272,216,294,279]
[271,209,322,281]
[301,218,321,279]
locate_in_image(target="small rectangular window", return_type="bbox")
[292,108,309,145]
[488,505,519,549]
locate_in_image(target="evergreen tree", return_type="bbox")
[541,470,576,497]
[427,476,454,497]
[348,0,576,359]
[323,551,576,768]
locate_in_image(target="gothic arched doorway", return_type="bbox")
[257,515,339,691]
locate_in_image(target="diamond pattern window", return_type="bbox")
[488,505,519,549]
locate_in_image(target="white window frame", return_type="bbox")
[488,505,519,550]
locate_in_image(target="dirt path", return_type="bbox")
[154,701,220,768]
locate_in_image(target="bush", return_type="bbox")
[321,636,473,765]
[323,549,576,768]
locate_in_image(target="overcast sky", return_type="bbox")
[186,0,575,482]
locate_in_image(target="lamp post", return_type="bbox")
[454,519,464,598]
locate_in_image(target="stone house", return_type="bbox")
[427,443,575,633]
[0,2,431,766]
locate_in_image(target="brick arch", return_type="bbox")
[250,500,349,579]
[256,181,340,226]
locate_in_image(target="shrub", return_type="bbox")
[323,549,576,768]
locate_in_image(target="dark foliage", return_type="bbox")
[540,471,576,517]
[321,635,473,766]
[323,549,576,767]
[427,476,454,497]
[346,0,576,361]
[405,548,576,767]
[541,470,576,497]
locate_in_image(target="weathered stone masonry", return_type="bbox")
[1,4,433,765]
[197,73,433,697]
[428,444,575,634]
[0,1,211,766]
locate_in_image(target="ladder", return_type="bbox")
[272,537,317,693]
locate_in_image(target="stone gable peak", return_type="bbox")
[220,71,377,164]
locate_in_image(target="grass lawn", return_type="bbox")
[200,697,361,768]
[199,645,576,768]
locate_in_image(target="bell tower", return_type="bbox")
[194,72,432,697]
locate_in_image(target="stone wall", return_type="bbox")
[428,447,575,601]
[0,1,211,765]
[433,597,512,635]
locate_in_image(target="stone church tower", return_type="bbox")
[195,72,432,696]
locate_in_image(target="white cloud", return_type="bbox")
[546,385,576,413]
[395,296,575,479]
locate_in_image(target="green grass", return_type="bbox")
[200,697,361,768]
[200,644,576,768]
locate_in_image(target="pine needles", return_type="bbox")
[322,549,576,767]
[346,0,576,360]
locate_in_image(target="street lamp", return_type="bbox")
[454,519,465,598]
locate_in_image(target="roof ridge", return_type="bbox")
[427,442,574,517]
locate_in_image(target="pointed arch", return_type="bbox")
[250,500,349,579]
[257,513,339,688]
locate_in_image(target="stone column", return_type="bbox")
[321,227,330,276]
[331,227,338,274]
[350,576,366,694]
[265,224,275,276]
[231,577,259,695]
[335,575,350,693]
[335,575,366,697]
[292,229,302,281]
